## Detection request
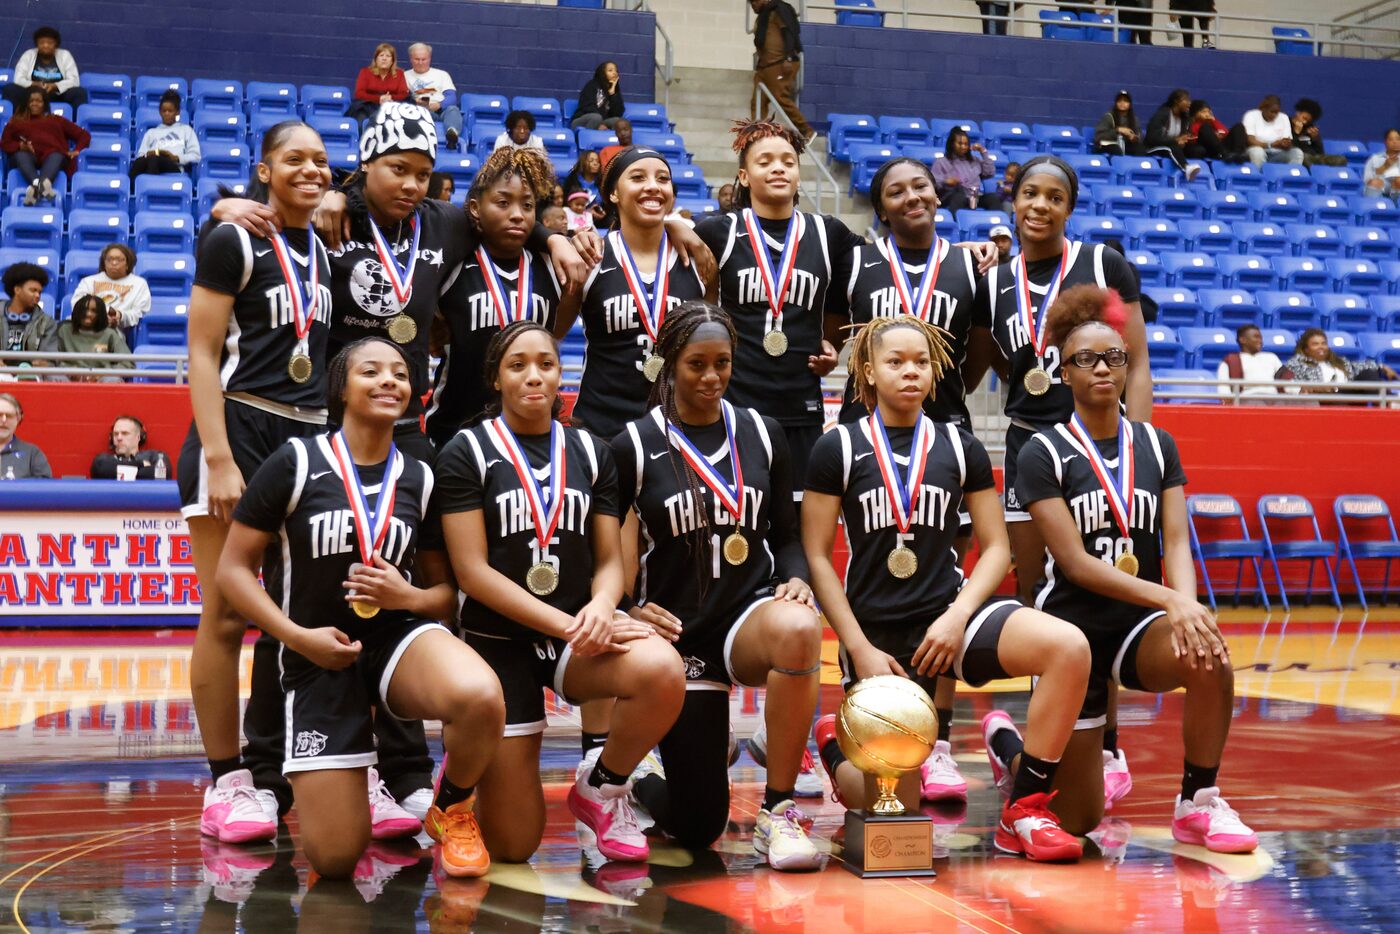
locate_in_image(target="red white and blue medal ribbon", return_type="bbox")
[368,213,420,309]
[1066,414,1135,539]
[486,417,567,551]
[886,235,943,322]
[665,400,745,528]
[742,208,801,332]
[1015,242,1071,358]
[329,431,402,563]
[868,410,933,534]
[269,227,322,345]
[610,229,670,344]
[476,247,533,328]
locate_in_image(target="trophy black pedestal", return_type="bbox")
[838,809,936,878]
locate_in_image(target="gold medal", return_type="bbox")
[643,354,664,383]
[1023,365,1051,396]
[526,561,559,596]
[387,314,417,344]
[288,352,313,384]
[1115,552,1140,576]
[887,545,918,579]
[722,531,749,566]
[763,329,788,357]
[351,600,379,619]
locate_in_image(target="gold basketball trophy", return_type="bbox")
[835,675,938,877]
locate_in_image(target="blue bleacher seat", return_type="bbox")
[1065,153,1112,186]
[1145,323,1185,367]
[1262,163,1317,195]
[928,119,980,144]
[981,121,1031,151]
[1198,189,1251,222]
[246,81,298,115]
[1001,145,1035,168]
[1274,256,1330,292]
[1031,124,1084,155]
[1248,191,1302,223]
[190,79,244,113]
[1161,251,1220,288]
[1039,10,1086,40]
[512,96,562,129]
[958,209,1010,241]
[1329,140,1369,169]
[140,253,196,298]
[198,142,252,181]
[63,249,104,298]
[929,208,956,239]
[670,165,709,200]
[848,143,900,195]
[827,114,879,162]
[70,172,129,213]
[1259,327,1296,355]
[1235,222,1288,256]
[1112,155,1169,188]
[147,296,190,317]
[1381,261,1400,295]
[1371,295,1400,329]
[1098,185,1149,218]
[1124,216,1182,252]
[836,0,884,26]
[1126,248,1164,287]
[1350,194,1400,227]
[1078,10,1118,42]
[1214,163,1266,192]
[306,115,358,153]
[1179,326,1235,368]
[0,205,62,252]
[463,93,509,129]
[1070,214,1126,245]
[1198,288,1263,329]
[1360,331,1400,365]
[1178,219,1234,255]
[83,73,132,108]
[134,76,187,110]
[300,85,353,118]
[1272,27,1316,55]
[632,131,686,163]
[78,138,131,175]
[538,129,577,167]
[1338,225,1398,261]
[77,105,130,139]
[196,178,245,219]
[472,137,496,165]
[1315,294,1375,332]
[327,149,359,175]
[1145,185,1202,220]
[1258,291,1319,330]
[904,144,942,167]
[132,106,165,143]
[877,116,931,149]
[1145,287,1204,328]
[624,103,669,134]
[1284,222,1342,257]
[576,128,619,153]
[66,210,127,251]
[1300,194,1351,226]
[1310,164,1363,195]
[248,111,292,145]
[133,211,195,254]
[1157,368,1220,404]
[133,312,189,348]
[1326,258,1385,295]
[437,152,478,191]
[193,110,247,146]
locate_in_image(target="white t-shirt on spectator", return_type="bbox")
[136,123,202,165]
[406,67,455,106]
[564,207,594,233]
[1242,109,1292,147]
[1217,350,1282,397]
[493,132,545,153]
[71,272,152,330]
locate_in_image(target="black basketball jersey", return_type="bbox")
[194,223,334,410]
[807,417,995,623]
[425,249,560,446]
[327,199,470,416]
[978,241,1139,427]
[231,433,437,637]
[571,233,705,440]
[840,237,983,427]
[613,405,802,647]
[1015,420,1186,623]
[434,420,618,640]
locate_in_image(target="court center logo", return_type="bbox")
[295,730,328,757]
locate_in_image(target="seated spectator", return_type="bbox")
[70,244,150,331]
[1363,129,1400,201]
[1242,95,1302,167]
[598,118,633,170]
[1278,327,1397,396]
[989,223,1014,264]
[993,161,1019,213]
[1,263,59,372]
[347,43,409,124]
[90,415,170,480]
[1093,90,1145,157]
[1146,88,1202,180]
[493,110,545,153]
[717,182,736,213]
[0,87,89,205]
[131,90,201,177]
[930,128,997,215]
[563,150,602,205]
[563,190,595,233]
[1185,100,1228,161]
[571,61,625,131]
[0,393,51,479]
[550,183,565,209]
[0,26,87,112]
[427,171,454,202]
[56,295,133,381]
[406,42,462,150]
[541,204,569,234]
[1290,98,1344,167]
[1216,324,1282,402]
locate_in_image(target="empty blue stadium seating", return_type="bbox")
[1262,163,1317,195]
[1215,254,1276,291]
[193,111,247,145]
[633,131,687,163]
[199,142,252,181]
[66,210,127,251]
[78,139,131,176]
[878,116,932,149]
[327,149,359,175]
[508,96,560,130]
[1145,323,1185,367]
[246,81,298,115]
[1285,222,1342,257]
[1315,294,1376,332]
[1112,156,1169,187]
[1326,258,1385,295]
[1273,26,1316,55]
[1065,153,1112,186]
[1325,330,1361,358]
[463,93,509,129]
[1178,326,1235,368]
[70,172,129,214]
[1214,163,1266,192]
[133,211,195,254]
[576,128,619,153]
[958,209,1011,241]
[1339,226,1398,261]
[1310,165,1363,195]
[437,152,479,191]
[134,76,187,110]
[1145,287,1204,328]
[77,105,131,139]
[670,165,709,199]
[537,129,576,167]
[1039,10,1086,40]
[827,114,879,162]
[1248,191,1302,223]
[1381,261,1400,295]
[932,208,956,239]
[63,248,103,298]
[1098,185,1149,218]
[190,79,244,113]
[1161,251,1220,288]
[196,178,245,219]
[1178,220,1234,255]
[1257,291,1319,330]
[1235,222,1288,256]
[848,143,900,195]
[1198,289,1263,329]
[1274,256,1330,292]
[624,103,669,134]
[1360,331,1400,365]
[300,85,352,118]
[1300,194,1351,226]
[1198,189,1251,222]
[1126,248,1164,287]
[1371,295,1400,329]
[981,121,1031,151]
[1078,10,1118,42]
[1031,124,1084,155]
[140,253,197,297]
[1,206,62,252]
[1259,327,1297,355]
[1124,216,1182,252]
[307,115,357,153]
[1350,194,1400,227]
[1146,186,1202,220]
[83,74,132,109]
[1329,139,1369,168]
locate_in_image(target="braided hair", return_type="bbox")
[467,146,557,241]
[326,336,413,425]
[1042,284,1128,351]
[731,118,804,209]
[844,316,954,413]
[478,319,567,425]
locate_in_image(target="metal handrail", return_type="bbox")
[0,350,191,383]
[752,80,841,216]
[620,0,675,112]
[1150,373,1398,406]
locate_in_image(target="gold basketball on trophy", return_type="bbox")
[836,675,939,816]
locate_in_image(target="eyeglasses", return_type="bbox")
[1066,349,1129,369]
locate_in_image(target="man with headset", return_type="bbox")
[90,415,169,480]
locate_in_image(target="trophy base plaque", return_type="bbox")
[838,809,936,878]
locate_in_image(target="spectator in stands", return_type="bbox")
[1185,100,1228,161]
[1145,88,1202,180]
[976,2,1009,36]
[550,183,566,208]
[571,60,626,132]
[56,295,132,380]
[1363,129,1400,200]
[598,118,633,171]
[541,204,568,234]
[1169,0,1216,48]
[406,42,463,150]
[0,393,51,479]
[1290,99,1345,167]
[930,127,997,215]
[131,90,201,178]
[563,150,603,205]
[989,223,1013,263]
[427,171,454,202]
[1093,90,1144,157]
[993,161,1019,213]
[70,244,150,331]
[1278,327,1397,397]
[493,110,545,153]
[347,43,409,124]
[1216,325,1282,402]
[1113,0,1154,45]
[90,415,169,480]
[0,27,87,112]
[1242,95,1303,167]
[749,0,814,142]
[0,87,89,205]
[563,189,595,233]
[717,182,736,212]
[1,263,59,371]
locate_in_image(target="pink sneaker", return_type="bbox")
[354,840,422,902]
[567,772,649,862]
[369,767,423,840]
[200,837,275,905]
[200,768,276,844]
[919,740,968,802]
[981,710,1020,802]
[1172,787,1257,853]
[1103,749,1133,810]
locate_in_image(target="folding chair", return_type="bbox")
[1334,495,1400,611]
[1257,494,1342,611]
[1187,494,1270,610]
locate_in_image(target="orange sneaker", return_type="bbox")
[424,798,490,878]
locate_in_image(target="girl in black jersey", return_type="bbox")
[803,316,1090,862]
[1011,287,1257,853]
[613,302,826,872]
[435,321,685,865]
[559,146,712,441]
[181,121,334,846]
[217,337,506,879]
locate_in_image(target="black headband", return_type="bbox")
[601,146,671,203]
[1012,155,1079,211]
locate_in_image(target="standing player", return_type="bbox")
[613,302,826,871]
[216,337,506,879]
[1006,285,1256,853]
[803,316,1090,861]
[182,121,334,845]
[972,154,1152,806]
[435,321,685,864]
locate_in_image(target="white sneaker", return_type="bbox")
[919,739,969,802]
[199,768,276,844]
[39,177,54,201]
[1185,163,1202,182]
[1172,787,1258,854]
[626,749,664,833]
[400,787,434,823]
[21,180,38,206]
[368,767,423,840]
[754,799,822,871]
[747,723,825,798]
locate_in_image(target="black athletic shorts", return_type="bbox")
[673,589,778,693]
[1002,422,1038,522]
[838,597,1020,694]
[279,619,447,775]
[178,398,322,519]
[462,629,577,736]
[780,422,824,502]
[1073,609,1160,730]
